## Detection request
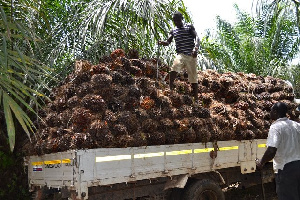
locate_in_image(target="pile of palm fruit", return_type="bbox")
[24,49,300,155]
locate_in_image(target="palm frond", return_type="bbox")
[201,1,299,78]
[0,1,51,151]
[47,0,190,65]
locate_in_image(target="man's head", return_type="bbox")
[270,102,288,120]
[173,11,183,28]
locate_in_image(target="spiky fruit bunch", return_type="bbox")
[115,134,134,148]
[111,71,124,84]
[90,64,110,75]
[225,86,240,103]
[159,118,174,131]
[142,119,159,133]
[140,96,155,110]
[70,71,91,86]
[24,48,299,156]
[67,96,80,108]
[169,93,183,108]
[45,113,60,127]
[116,111,139,133]
[165,129,181,144]
[91,74,112,90]
[76,82,92,98]
[144,63,156,78]
[127,49,139,59]
[174,80,191,95]
[201,93,214,106]
[110,48,125,61]
[147,131,165,145]
[82,94,106,112]
[210,102,228,116]
[180,127,196,143]
[192,105,210,118]
[112,124,128,136]
[58,109,72,126]
[71,107,92,132]
[89,120,110,138]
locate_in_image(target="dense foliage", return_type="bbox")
[200,2,300,96]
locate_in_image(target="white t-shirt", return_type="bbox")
[266,117,300,173]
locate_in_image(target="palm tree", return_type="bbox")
[255,0,300,33]
[291,64,300,96]
[47,0,191,67]
[200,3,300,79]
[0,1,51,151]
[254,0,300,95]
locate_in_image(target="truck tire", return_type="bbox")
[183,179,225,200]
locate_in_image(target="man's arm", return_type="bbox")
[159,35,173,46]
[191,29,200,49]
[190,25,200,57]
[256,146,277,170]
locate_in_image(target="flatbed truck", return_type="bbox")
[25,138,274,200]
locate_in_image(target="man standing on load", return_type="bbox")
[159,11,200,101]
[256,102,300,200]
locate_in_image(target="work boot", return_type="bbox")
[169,71,177,91]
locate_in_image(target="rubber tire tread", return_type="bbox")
[182,179,225,200]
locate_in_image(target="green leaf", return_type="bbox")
[3,92,15,152]
[3,92,33,142]
[2,35,8,70]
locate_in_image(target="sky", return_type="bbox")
[183,0,256,36]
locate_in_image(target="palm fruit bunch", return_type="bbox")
[24,49,300,155]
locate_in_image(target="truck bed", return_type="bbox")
[26,139,267,199]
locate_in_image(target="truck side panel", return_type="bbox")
[76,139,267,187]
[27,139,268,199]
[28,151,76,188]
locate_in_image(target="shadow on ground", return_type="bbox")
[224,181,278,200]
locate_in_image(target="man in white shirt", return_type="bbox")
[256,102,300,200]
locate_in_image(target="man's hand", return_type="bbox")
[256,146,277,171]
[192,47,198,58]
[158,41,169,46]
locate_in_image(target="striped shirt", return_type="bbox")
[171,24,196,55]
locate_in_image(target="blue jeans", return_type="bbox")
[275,160,300,200]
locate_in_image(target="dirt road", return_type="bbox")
[224,181,278,200]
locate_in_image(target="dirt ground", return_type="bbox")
[224,181,278,200]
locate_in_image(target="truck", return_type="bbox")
[25,138,275,200]
[25,58,298,200]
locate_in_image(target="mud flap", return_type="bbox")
[164,174,189,190]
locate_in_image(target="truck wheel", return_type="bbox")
[183,179,225,200]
